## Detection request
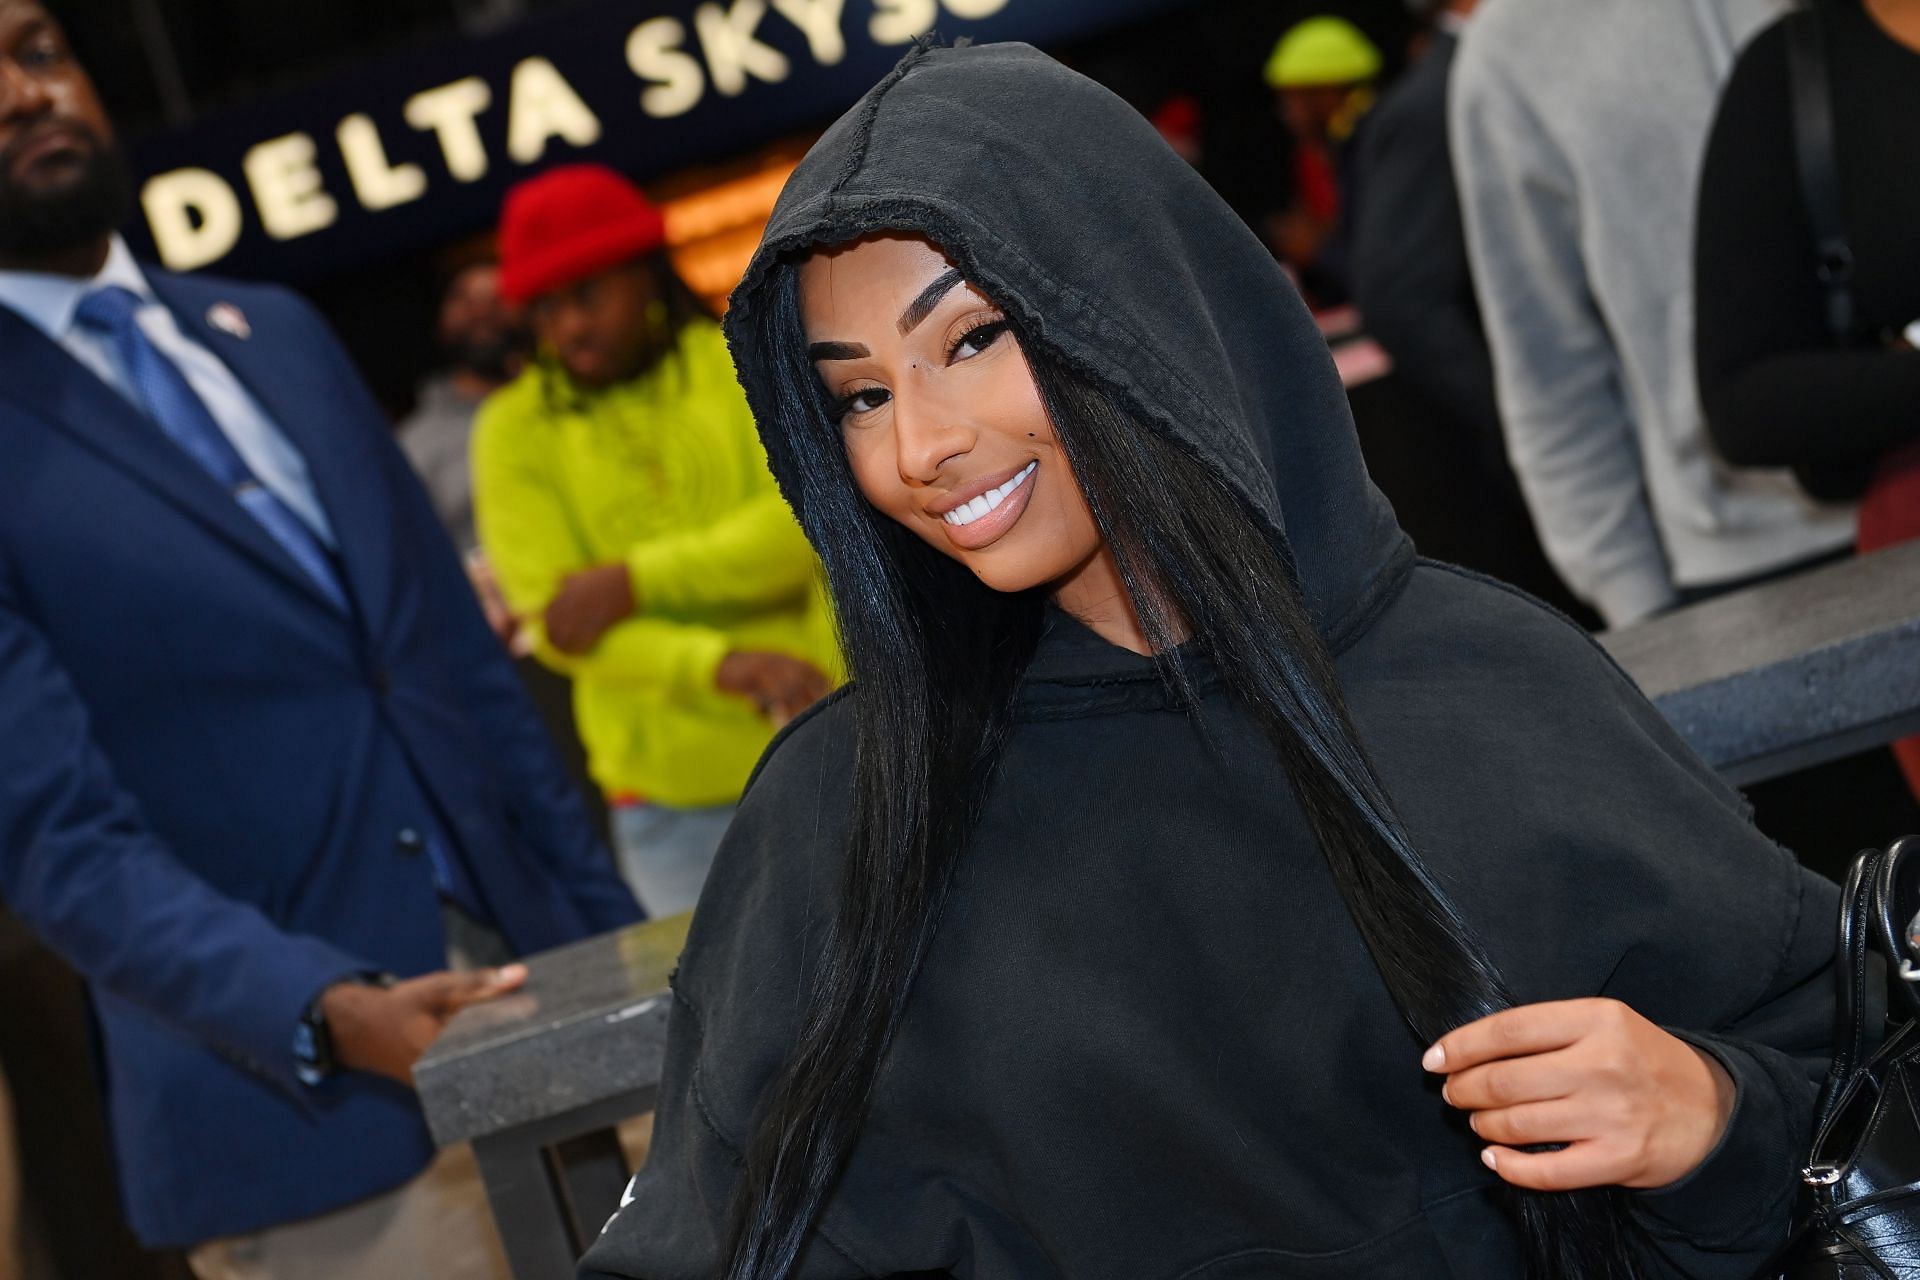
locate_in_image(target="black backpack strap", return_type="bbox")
[1785,2,1857,345]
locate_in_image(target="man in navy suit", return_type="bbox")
[0,5,642,1275]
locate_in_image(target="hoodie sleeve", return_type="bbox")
[1357,567,1838,1278]
[621,342,820,619]
[1625,864,1834,1277]
[469,390,734,702]
[623,490,818,620]
[579,696,880,1280]
[547,616,733,703]
[575,982,873,1280]
[1449,39,1677,626]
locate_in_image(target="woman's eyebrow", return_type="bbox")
[897,269,965,336]
[808,341,870,362]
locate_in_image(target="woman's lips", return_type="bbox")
[938,460,1038,551]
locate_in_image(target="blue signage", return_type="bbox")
[124,0,1195,281]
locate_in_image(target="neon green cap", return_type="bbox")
[1264,16,1384,89]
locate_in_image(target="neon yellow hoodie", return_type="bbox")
[471,318,841,807]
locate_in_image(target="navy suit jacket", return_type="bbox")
[0,268,641,1247]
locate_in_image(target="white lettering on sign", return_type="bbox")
[337,113,428,210]
[243,133,338,241]
[693,1,791,97]
[404,77,493,182]
[506,57,604,163]
[770,0,848,65]
[134,0,1045,272]
[141,168,245,270]
[628,18,706,118]
[870,0,937,44]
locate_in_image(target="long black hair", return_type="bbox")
[723,263,1642,1280]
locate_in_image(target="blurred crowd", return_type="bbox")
[0,0,1915,1274]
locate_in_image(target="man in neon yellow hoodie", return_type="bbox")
[473,164,839,918]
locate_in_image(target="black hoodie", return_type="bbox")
[583,42,1837,1280]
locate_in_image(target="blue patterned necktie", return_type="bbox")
[74,286,349,613]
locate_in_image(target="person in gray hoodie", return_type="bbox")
[1449,0,1855,627]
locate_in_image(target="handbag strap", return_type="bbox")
[1814,847,1886,1135]
[1785,1,1858,346]
[1873,836,1920,1018]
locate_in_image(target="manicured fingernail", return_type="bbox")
[496,964,526,982]
[1481,1148,1498,1171]
[1422,1044,1446,1072]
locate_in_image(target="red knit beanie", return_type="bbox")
[497,164,668,304]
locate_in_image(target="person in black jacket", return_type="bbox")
[1352,0,1494,468]
[1347,0,1584,619]
[1695,0,1920,501]
[1694,0,1920,798]
[585,43,1836,1280]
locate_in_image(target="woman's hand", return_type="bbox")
[1422,997,1737,1191]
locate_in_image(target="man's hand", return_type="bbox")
[545,563,635,655]
[1423,997,1736,1191]
[321,965,527,1086]
[715,651,833,726]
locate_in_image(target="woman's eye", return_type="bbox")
[834,387,891,423]
[948,319,1009,363]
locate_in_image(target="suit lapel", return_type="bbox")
[0,305,343,613]
[148,274,396,638]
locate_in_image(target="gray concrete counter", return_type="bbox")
[1602,540,1920,786]
[415,913,689,1280]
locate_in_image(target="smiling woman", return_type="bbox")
[800,235,1137,647]
[583,40,1839,1280]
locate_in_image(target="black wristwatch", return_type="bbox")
[294,972,396,1086]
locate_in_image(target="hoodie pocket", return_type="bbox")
[1171,1209,1463,1280]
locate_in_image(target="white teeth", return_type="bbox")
[943,461,1038,528]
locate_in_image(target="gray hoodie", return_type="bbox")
[1450,0,1855,626]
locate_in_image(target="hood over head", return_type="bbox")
[725,41,1410,647]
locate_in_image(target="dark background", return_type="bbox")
[64,0,1416,413]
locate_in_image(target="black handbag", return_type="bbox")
[1773,836,1920,1277]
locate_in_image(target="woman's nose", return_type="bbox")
[892,390,975,486]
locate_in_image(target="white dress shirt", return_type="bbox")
[0,235,336,545]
